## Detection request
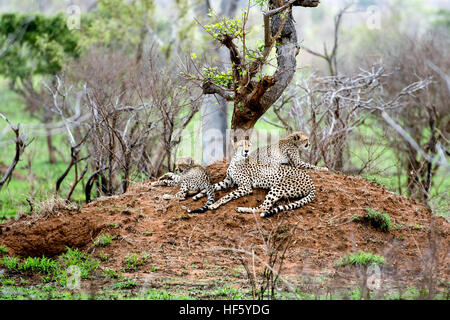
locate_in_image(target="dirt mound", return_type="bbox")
[1,162,448,287]
[0,205,107,257]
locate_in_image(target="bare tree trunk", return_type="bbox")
[201,94,228,164]
[199,0,242,165]
[44,109,57,164]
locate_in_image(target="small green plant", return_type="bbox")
[94,233,113,247]
[0,245,8,255]
[1,277,15,285]
[103,267,123,280]
[124,253,148,270]
[98,251,109,262]
[20,256,59,274]
[113,279,137,289]
[337,251,386,268]
[1,256,19,270]
[60,247,100,279]
[363,208,393,232]
[394,223,403,230]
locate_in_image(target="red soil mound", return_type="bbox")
[1,162,448,287]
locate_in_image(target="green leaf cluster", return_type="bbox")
[0,13,79,82]
[204,11,243,42]
[202,66,233,88]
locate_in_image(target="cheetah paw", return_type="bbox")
[208,203,220,210]
[162,194,173,200]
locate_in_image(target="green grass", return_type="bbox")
[93,233,113,247]
[0,245,8,255]
[0,247,99,285]
[20,256,59,274]
[0,283,91,300]
[364,208,393,232]
[1,256,20,270]
[124,253,148,271]
[336,251,386,268]
[0,83,87,221]
[103,268,123,280]
[113,279,137,289]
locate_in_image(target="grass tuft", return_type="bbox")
[336,251,385,268]
[93,233,113,247]
[354,208,393,232]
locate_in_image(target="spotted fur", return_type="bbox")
[151,157,214,213]
[248,131,328,171]
[193,140,316,218]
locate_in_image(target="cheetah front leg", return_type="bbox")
[151,174,180,187]
[288,149,328,172]
[236,188,282,214]
[158,172,177,180]
[295,160,328,172]
[193,175,234,201]
[208,186,252,210]
[162,185,188,201]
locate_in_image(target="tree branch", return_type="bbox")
[202,81,235,101]
[0,113,32,192]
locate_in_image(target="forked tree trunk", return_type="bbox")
[200,0,319,143]
[229,0,316,142]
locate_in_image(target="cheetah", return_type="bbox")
[248,131,328,171]
[193,140,316,218]
[150,156,215,213]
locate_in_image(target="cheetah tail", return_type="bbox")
[260,189,316,218]
[187,186,215,214]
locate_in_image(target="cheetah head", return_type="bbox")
[285,131,310,149]
[233,140,252,160]
[175,156,198,173]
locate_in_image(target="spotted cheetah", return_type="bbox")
[248,131,328,171]
[151,157,215,213]
[193,140,316,218]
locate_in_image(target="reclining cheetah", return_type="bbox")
[194,140,316,218]
[150,157,215,213]
[248,131,328,171]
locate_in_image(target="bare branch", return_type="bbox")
[0,114,32,192]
